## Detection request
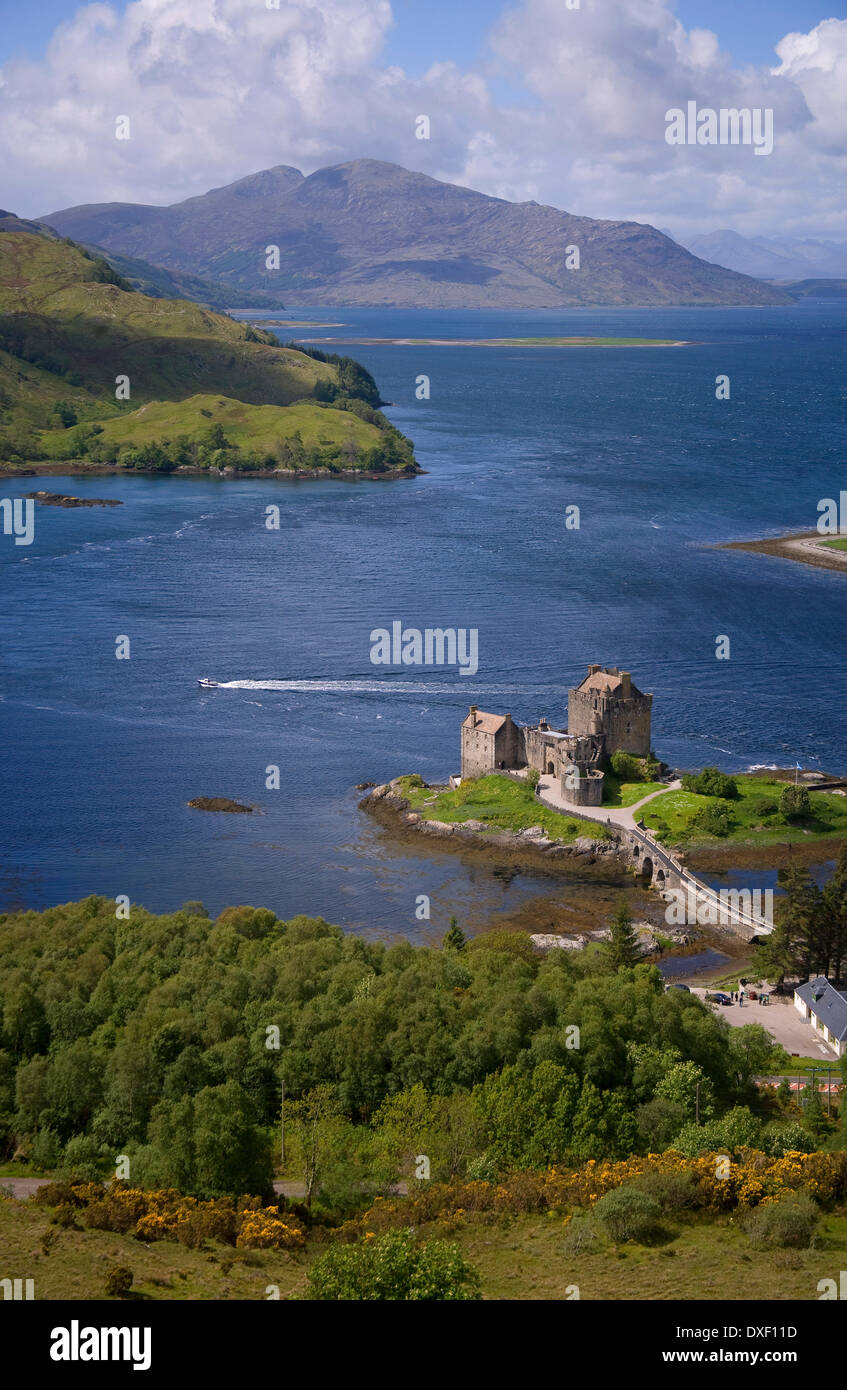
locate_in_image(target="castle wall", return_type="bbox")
[461,715,521,778]
[601,695,652,757]
[461,728,494,778]
[561,769,604,806]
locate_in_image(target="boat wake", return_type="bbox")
[199,678,541,696]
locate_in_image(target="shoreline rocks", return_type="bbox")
[187,796,254,814]
[359,780,627,869]
[24,491,122,507]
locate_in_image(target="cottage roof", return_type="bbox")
[795,976,847,1042]
[462,709,508,735]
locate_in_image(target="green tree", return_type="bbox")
[371,1084,484,1186]
[673,1105,762,1156]
[51,400,77,428]
[606,899,640,970]
[655,1060,715,1123]
[44,1040,104,1140]
[287,1083,349,1208]
[727,1024,789,1089]
[474,1061,581,1169]
[610,751,642,782]
[569,1079,638,1161]
[766,863,824,981]
[443,917,466,953]
[142,1082,272,1197]
[821,842,847,986]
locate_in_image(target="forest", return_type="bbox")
[1,893,843,1212]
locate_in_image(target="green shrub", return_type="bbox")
[592,1185,661,1243]
[305,1229,481,1300]
[465,1153,499,1183]
[692,800,735,837]
[762,1122,816,1157]
[744,1193,819,1249]
[682,768,739,799]
[51,1203,79,1229]
[561,1214,600,1254]
[104,1266,134,1298]
[780,785,812,821]
[631,1168,699,1213]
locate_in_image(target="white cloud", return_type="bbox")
[0,0,844,239]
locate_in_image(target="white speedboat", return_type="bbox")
[197,678,218,688]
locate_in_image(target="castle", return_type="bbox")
[460,665,653,806]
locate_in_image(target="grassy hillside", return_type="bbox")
[0,226,416,474]
[2,1196,847,1301]
[3,1154,846,1300]
[39,395,390,463]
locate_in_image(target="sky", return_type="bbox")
[1,0,846,239]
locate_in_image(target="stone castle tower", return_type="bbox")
[460,664,652,806]
[567,666,652,757]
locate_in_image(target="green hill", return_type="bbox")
[0,224,416,476]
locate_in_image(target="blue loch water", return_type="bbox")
[2,303,846,934]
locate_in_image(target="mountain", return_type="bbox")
[674,229,847,282]
[0,223,415,475]
[41,160,788,308]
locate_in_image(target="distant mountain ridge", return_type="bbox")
[672,229,847,281]
[41,159,788,308]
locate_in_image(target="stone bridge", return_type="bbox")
[516,772,774,942]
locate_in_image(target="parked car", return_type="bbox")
[713,992,733,1006]
[668,982,690,993]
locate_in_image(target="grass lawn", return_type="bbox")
[641,776,847,848]
[602,774,665,807]
[821,537,847,551]
[397,774,609,843]
[2,1197,845,1300]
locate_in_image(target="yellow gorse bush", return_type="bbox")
[342,1150,847,1236]
[45,1181,305,1250]
[236,1212,305,1250]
